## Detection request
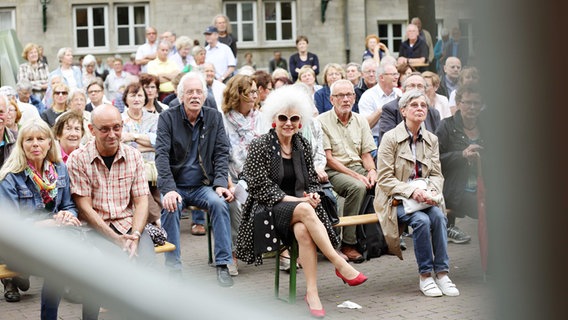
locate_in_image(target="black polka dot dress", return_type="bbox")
[236,129,339,265]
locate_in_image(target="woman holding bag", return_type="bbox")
[236,85,367,318]
[374,89,460,298]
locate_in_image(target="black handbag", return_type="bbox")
[356,192,388,260]
[318,189,339,226]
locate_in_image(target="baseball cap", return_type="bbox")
[203,26,218,35]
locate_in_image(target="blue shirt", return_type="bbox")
[176,109,205,188]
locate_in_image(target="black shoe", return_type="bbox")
[2,279,21,302]
[216,266,234,287]
[13,276,30,292]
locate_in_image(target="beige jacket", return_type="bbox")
[373,121,445,259]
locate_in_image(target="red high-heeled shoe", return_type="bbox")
[335,269,368,286]
[304,296,325,318]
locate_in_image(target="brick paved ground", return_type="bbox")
[0,216,493,319]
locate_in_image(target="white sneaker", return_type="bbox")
[435,275,460,296]
[419,277,443,297]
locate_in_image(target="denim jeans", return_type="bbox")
[161,186,232,270]
[396,205,449,275]
[191,209,206,225]
[41,281,99,320]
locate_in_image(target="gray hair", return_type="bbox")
[0,86,17,98]
[398,89,430,109]
[57,47,72,63]
[68,88,87,102]
[82,54,97,67]
[177,72,207,99]
[158,39,172,50]
[261,85,313,128]
[377,61,395,76]
[360,58,377,73]
[0,93,9,107]
[346,62,361,72]
[402,74,428,91]
[329,79,354,96]
[192,45,206,56]
[175,36,193,51]
[16,80,32,92]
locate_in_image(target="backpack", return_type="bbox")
[356,192,388,260]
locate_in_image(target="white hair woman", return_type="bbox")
[236,85,367,318]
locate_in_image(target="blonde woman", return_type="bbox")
[17,43,49,100]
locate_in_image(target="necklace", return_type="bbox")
[128,110,143,121]
[281,146,292,156]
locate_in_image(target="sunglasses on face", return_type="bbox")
[277,114,301,123]
[54,91,68,96]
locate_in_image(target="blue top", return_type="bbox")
[314,86,333,114]
[289,52,320,82]
[0,163,77,222]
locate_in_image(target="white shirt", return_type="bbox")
[205,42,236,79]
[135,42,158,73]
[210,80,226,113]
[16,101,41,125]
[358,85,401,137]
[433,93,452,119]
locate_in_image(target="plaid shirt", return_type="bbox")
[67,140,149,234]
[17,62,50,93]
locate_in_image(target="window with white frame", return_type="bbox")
[459,19,476,56]
[73,5,108,51]
[264,1,295,42]
[224,1,296,46]
[377,21,405,56]
[0,8,16,31]
[116,4,149,49]
[225,2,257,44]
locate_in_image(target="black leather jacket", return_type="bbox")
[155,104,230,195]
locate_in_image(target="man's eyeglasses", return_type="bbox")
[54,91,68,96]
[332,93,355,99]
[92,123,123,134]
[277,114,301,123]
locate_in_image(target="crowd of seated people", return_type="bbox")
[0,16,484,318]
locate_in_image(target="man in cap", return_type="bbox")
[203,26,236,83]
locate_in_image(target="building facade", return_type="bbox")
[1,0,474,78]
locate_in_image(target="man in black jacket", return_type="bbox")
[377,74,441,145]
[155,72,234,287]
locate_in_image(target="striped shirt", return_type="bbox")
[17,62,50,94]
[67,140,149,234]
